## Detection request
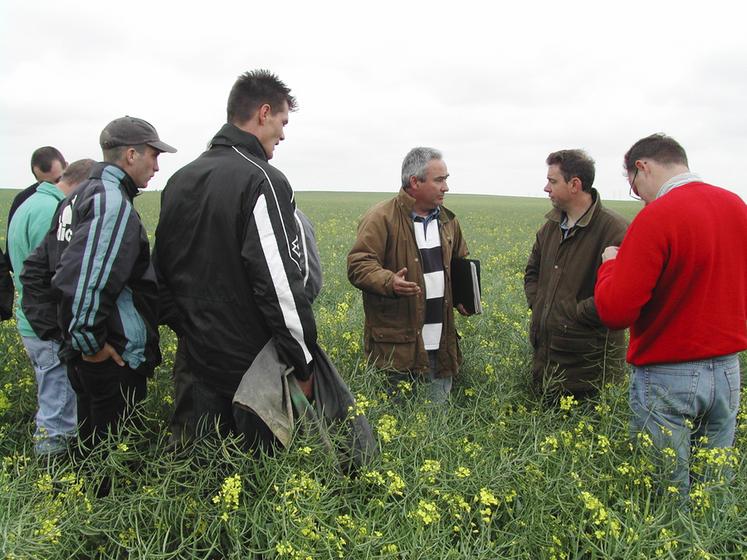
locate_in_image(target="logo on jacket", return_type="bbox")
[291,235,301,259]
[56,196,76,242]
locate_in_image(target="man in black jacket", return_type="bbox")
[22,117,176,447]
[0,248,13,321]
[154,70,317,449]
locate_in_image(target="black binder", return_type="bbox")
[451,258,482,314]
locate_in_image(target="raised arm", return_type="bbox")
[347,211,397,297]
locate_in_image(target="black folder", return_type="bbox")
[451,258,482,314]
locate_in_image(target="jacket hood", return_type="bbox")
[209,123,268,161]
[90,162,140,200]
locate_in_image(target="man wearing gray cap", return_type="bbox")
[22,116,176,453]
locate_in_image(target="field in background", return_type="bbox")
[1,191,746,559]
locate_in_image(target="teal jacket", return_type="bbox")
[8,182,64,337]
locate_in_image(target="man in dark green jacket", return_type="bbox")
[524,149,628,399]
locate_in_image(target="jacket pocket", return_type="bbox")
[364,292,401,321]
[367,326,417,370]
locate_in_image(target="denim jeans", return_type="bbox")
[21,336,77,455]
[629,354,741,496]
[386,350,453,404]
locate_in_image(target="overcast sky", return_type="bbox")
[2,0,745,201]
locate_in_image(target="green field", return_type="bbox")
[0,190,745,559]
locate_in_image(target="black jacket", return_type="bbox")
[21,163,160,374]
[0,247,13,320]
[154,124,317,391]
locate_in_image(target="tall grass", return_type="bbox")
[0,190,744,559]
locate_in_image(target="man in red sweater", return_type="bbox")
[595,133,747,497]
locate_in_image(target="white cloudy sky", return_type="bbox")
[2,0,745,200]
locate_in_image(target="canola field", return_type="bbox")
[0,190,745,559]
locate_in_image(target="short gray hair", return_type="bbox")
[401,147,442,190]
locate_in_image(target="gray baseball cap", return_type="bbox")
[99,116,177,153]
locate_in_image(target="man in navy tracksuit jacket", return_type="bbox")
[22,116,176,447]
[154,70,317,449]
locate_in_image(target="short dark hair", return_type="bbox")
[60,159,96,187]
[623,133,689,172]
[546,149,595,192]
[102,144,147,164]
[226,69,297,125]
[30,146,66,175]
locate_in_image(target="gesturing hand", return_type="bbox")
[392,267,421,297]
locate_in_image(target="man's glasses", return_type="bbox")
[629,168,641,200]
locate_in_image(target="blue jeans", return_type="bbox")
[21,336,77,455]
[386,351,453,404]
[629,354,741,496]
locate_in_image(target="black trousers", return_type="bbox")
[191,375,278,455]
[168,339,195,444]
[67,358,147,447]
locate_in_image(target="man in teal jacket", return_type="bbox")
[8,159,94,456]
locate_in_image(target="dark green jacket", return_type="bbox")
[524,190,629,394]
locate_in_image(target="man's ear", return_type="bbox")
[258,103,272,124]
[570,176,581,193]
[409,175,419,191]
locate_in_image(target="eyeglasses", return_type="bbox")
[628,168,641,200]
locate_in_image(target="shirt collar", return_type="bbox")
[656,171,701,199]
[412,205,441,222]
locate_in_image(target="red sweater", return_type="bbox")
[595,182,747,366]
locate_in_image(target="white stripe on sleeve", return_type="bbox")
[254,193,312,364]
